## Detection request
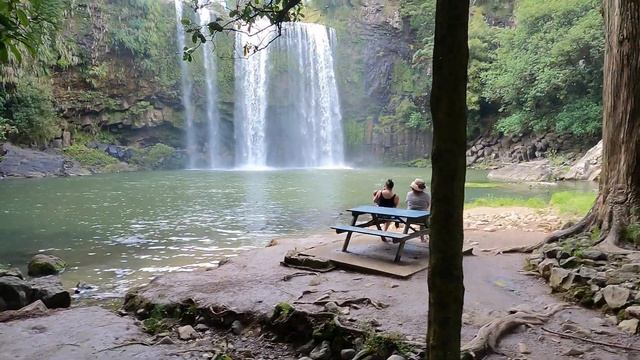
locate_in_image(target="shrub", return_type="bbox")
[130,143,176,170]
[63,144,118,168]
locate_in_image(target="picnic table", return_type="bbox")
[331,205,430,263]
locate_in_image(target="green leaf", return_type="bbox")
[16,8,29,27]
[0,43,8,63]
[9,43,22,63]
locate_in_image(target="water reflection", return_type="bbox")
[0,168,595,299]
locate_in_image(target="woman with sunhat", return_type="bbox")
[406,178,430,242]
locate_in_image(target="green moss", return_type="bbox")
[364,331,412,357]
[142,305,169,335]
[64,144,119,168]
[129,144,177,170]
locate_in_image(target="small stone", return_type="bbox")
[618,319,639,335]
[298,358,313,360]
[517,342,530,354]
[341,348,356,360]
[581,249,607,261]
[537,258,559,279]
[549,267,572,289]
[178,325,198,340]
[194,323,209,331]
[0,267,24,280]
[156,336,175,345]
[117,309,128,316]
[387,355,406,360]
[231,320,243,335]
[309,340,331,360]
[28,276,71,309]
[324,302,340,313]
[626,305,640,319]
[602,285,630,309]
[562,347,584,356]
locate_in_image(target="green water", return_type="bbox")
[0,168,594,298]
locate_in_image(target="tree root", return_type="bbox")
[541,327,640,352]
[500,212,595,254]
[294,297,389,310]
[460,303,569,359]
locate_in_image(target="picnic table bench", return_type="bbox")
[331,205,430,263]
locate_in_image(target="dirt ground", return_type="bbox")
[1,208,639,360]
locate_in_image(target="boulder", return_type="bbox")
[487,160,553,182]
[602,285,630,309]
[309,340,331,360]
[27,254,67,277]
[0,276,31,310]
[618,319,639,335]
[341,349,357,360]
[549,268,572,290]
[538,258,559,279]
[0,300,48,322]
[0,267,24,280]
[580,249,607,261]
[28,276,71,309]
[562,140,602,181]
[620,263,640,273]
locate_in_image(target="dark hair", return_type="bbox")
[385,179,394,189]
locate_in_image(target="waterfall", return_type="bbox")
[234,22,345,169]
[198,7,221,169]
[174,0,197,169]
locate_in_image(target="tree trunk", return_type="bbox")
[427,0,469,359]
[590,0,640,249]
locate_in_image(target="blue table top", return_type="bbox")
[347,205,430,219]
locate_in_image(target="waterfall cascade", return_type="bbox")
[234,22,345,169]
[174,0,197,169]
[173,3,345,170]
[199,8,222,169]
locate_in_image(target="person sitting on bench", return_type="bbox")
[406,178,430,242]
[373,179,400,233]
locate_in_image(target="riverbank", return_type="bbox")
[2,223,638,359]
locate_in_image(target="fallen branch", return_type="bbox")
[540,327,640,352]
[461,303,568,359]
[282,272,318,281]
[95,341,152,353]
[294,297,388,309]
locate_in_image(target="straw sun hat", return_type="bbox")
[410,178,427,192]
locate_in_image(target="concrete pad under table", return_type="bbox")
[301,235,428,278]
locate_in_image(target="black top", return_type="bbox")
[378,193,396,208]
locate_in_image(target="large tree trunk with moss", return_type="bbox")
[502,0,640,255]
[589,0,640,251]
[427,1,469,359]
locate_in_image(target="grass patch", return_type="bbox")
[465,196,547,209]
[549,191,596,216]
[623,223,640,247]
[63,144,118,168]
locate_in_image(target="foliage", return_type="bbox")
[0,78,59,145]
[142,305,169,335]
[483,0,604,136]
[129,144,177,170]
[344,119,365,148]
[549,191,596,216]
[364,331,411,357]
[63,144,118,168]
[623,223,640,247]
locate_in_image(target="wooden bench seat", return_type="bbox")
[331,225,406,241]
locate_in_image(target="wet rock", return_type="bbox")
[0,267,24,280]
[538,258,559,279]
[625,305,640,319]
[602,285,630,309]
[27,254,67,277]
[178,325,198,340]
[231,320,243,335]
[0,299,48,322]
[194,323,209,331]
[309,340,331,360]
[621,263,640,273]
[29,276,71,308]
[341,349,357,360]
[0,276,31,310]
[618,319,639,335]
[580,249,607,261]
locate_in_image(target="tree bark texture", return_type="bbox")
[427,0,469,359]
[592,0,640,248]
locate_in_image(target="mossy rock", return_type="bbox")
[27,254,67,277]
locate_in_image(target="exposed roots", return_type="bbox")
[500,212,595,254]
[460,303,569,359]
